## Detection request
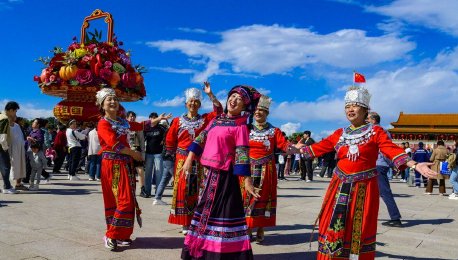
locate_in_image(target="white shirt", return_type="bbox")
[87,129,101,156]
[66,128,86,149]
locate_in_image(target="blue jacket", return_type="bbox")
[413,148,430,163]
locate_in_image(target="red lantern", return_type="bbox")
[391,133,397,139]
[400,134,405,140]
[54,99,125,123]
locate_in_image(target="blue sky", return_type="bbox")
[1,0,458,139]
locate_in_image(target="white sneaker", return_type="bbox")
[42,179,50,184]
[69,175,80,181]
[67,174,71,180]
[29,185,39,191]
[88,177,95,181]
[96,178,100,181]
[306,179,312,183]
[153,199,167,205]
[449,193,458,199]
[2,188,18,194]
[182,226,188,235]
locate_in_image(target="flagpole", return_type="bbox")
[353,70,355,87]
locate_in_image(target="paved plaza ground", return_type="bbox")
[1,169,457,260]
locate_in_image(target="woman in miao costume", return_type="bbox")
[297,85,437,260]
[166,82,222,234]
[180,85,262,260]
[95,88,144,251]
[242,95,300,242]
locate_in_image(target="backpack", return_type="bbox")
[446,153,457,170]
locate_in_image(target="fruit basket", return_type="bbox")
[34,9,146,122]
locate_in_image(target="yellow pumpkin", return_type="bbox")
[109,71,121,87]
[59,65,78,81]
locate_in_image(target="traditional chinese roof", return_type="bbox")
[391,112,458,127]
[389,112,458,135]
[389,128,458,134]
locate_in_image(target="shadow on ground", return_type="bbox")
[258,232,315,246]
[401,218,454,227]
[0,200,23,206]
[393,193,413,198]
[278,194,321,198]
[269,224,314,232]
[256,251,316,259]
[278,186,324,191]
[376,251,454,260]
[31,188,96,196]
[122,236,184,250]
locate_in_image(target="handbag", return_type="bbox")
[440,161,451,175]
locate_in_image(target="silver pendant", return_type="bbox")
[349,144,358,155]
[265,210,271,218]
[263,140,271,148]
[188,128,195,136]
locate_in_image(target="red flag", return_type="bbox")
[354,72,366,83]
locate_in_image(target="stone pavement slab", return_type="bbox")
[1,171,457,260]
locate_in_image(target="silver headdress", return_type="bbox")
[344,86,371,109]
[256,95,272,112]
[184,88,202,103]
[96,88,117,106]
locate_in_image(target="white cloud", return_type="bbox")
[147,24,415,81]
[150,66,197,74]
[201,90,228,110]
[270,97,346,123]
[178,27,208,34]
[268,44,458,128]
[367,0,458,37]
[280,122,301,136]
[152,96,185,107]
[257,88,271,95]
[313,130,337,141]
[0,100,53,119]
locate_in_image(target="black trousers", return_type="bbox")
[53,149,67,173]
[68,147,82,176]
[0,149,12,189]
[305,159,314,180]
[299,158,306,180]
[278,163,285,179]
[319,166,334,178]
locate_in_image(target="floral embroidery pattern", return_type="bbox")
[351,182,367,257]
[104,117,130,137]
[112,164,121,205]
[193,129,208,147]
[323,182,353,256]
[178,113,204,137]
[334,166,378,183]
[392,153,410,170]
[235,146,249,165]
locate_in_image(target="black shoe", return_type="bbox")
[382,219,402,227]
[139,186,150,198]
[104,236,117,251]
